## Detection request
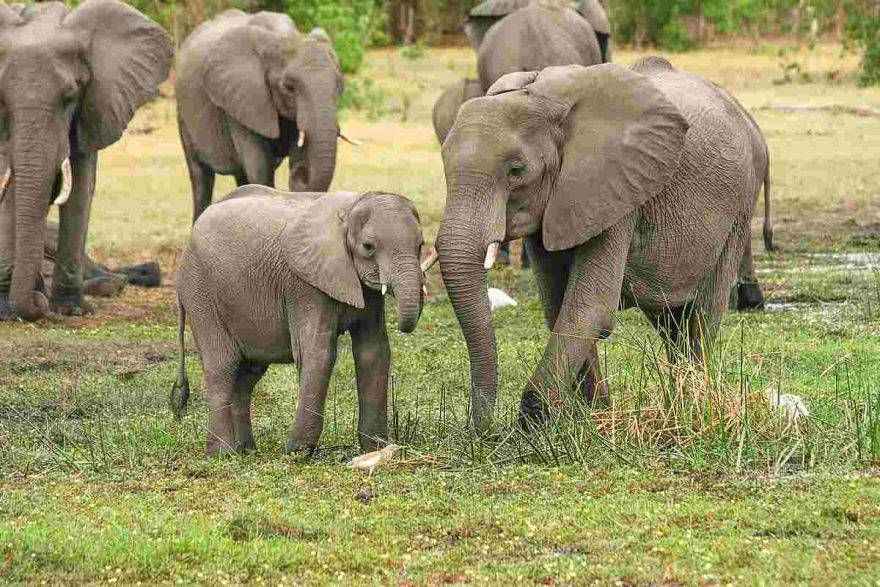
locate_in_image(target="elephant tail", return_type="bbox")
[762,155,774,252]
[169,296,191,420]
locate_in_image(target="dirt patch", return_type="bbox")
[0,339,177,382]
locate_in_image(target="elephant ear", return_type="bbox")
[531,64,689,251]
[486,71,537,96]
[63,0,173,152]
[282,193,365,309]
[204,24,285,139]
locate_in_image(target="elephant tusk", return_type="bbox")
[420,250,439,273]
[0,167,11,204]
[338,132,362,146]
[422,284,428,296]
[484,242,500,270]
[53,158,72,206]
[381,283,387,295]
[297,130,306,148]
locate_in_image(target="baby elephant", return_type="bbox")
[170,186,426,456]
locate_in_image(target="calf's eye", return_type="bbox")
[363,242,376,258]
[508,163,527,178]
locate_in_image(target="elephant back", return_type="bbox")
[477,5,601,92]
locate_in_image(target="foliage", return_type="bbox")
[284,0,385,73]
[399,41,428,60]
[844,0,880,86]
[338,78,388,119]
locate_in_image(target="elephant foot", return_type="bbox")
[736,281,765,311]
[284,435,317,460]
[235,439,257,453]
[51,284,90,317]
[0,293,14,322]
[205,439,238,456]
[118,261,161,288]
[517,386,549,433]
[83,274,128,298]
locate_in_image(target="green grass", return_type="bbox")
[3,42,880,583]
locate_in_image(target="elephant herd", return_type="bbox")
[0,0,775,455]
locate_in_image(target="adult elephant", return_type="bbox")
[177,11,345,222]
[0,0,172,321]
[478,4,602,93]
[432,78,483,145]
[466,0,611,62]
[436,58,767,432]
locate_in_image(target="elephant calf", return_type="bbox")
[171,186,426,456]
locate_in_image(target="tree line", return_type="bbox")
[57,0,880,84]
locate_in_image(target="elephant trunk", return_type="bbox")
[296,98,338,192]
[393,257,423,334]
[9,111,60,320]
[436,200,499,433]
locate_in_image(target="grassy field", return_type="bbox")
[2,43,880,583]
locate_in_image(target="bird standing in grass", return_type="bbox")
[346,444,401,476]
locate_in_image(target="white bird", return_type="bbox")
[346,444,401,476]
[488,287,517,310]
[769,390,810,420]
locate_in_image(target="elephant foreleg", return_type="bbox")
[519,219,634,428]
[180,117,215,224]
[0,171,14,319]
[52,150,97,316]
[230,121,276,188]
[285,303,339,456]
[350,313,391,452]
[524,234,573,331]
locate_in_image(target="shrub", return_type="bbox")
[284,0,385,73]
[845,1,880,86]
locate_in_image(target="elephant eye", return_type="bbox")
[362,242,376,258]
[507,163,527,178]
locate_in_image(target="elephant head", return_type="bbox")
[0,0,172,320]
[202,15,344,192]
[436,64,688,431]
[282,192,425,333]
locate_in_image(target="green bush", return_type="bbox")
[284,0,385,73]
[845,1,880,86]
[658,11,694,52]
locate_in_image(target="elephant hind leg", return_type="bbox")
[733,232,765,311]
[647,304,704,363]
[232,362,268,452]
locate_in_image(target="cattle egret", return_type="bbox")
[346,444,401,476]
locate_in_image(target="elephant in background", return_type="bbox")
[478,4,603,93]
[177,10,345,223]
[0,0,172,321]
[42,221,161,299]
[171,186,427,455]
[436,58,768,432]
[433,78,483,145]
[465,0,612,62]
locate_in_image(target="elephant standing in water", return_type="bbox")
[176,11,346,222]
[436,58,770,432]
[0,0,172,321]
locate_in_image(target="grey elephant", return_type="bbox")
[170,186,427,456]
[177,10,345,223]
[432,78,483,145]
[0,0,172,321]
[714,82,773,311]
[435,58,770,432]
[478,4,603,93]
[466,0,611,62]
